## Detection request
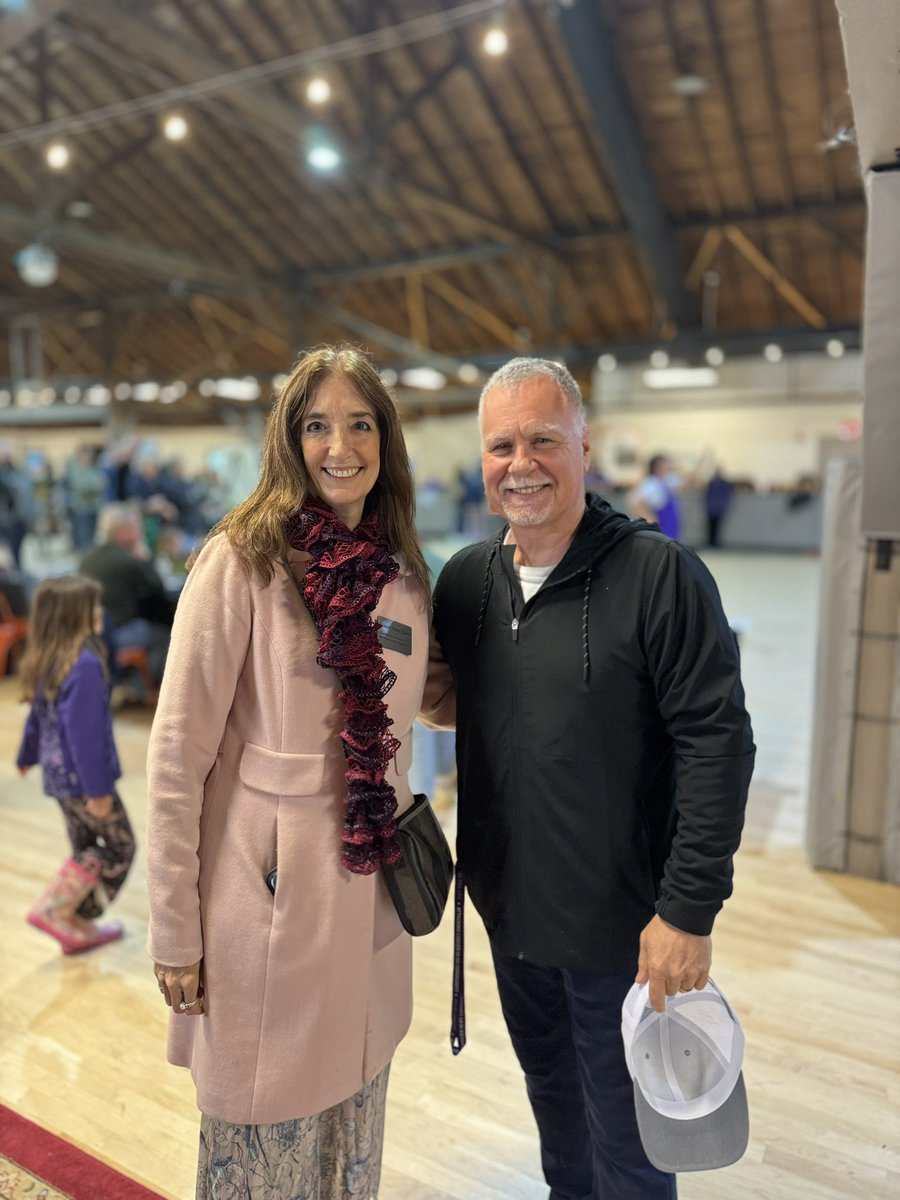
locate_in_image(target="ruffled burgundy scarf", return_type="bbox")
[286,499,402,874]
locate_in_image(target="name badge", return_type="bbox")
[376,615,413,656]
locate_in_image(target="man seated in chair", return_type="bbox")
[81,502,175,698]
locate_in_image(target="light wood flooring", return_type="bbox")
[1,552,898,1199]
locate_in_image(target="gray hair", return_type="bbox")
[478,357,586,427]
[96,501,142,544]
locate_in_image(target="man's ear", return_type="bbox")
[582,427,591,470]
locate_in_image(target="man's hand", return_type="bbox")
[636,914,711,1013]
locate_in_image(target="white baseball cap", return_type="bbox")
[621,978,749,1173]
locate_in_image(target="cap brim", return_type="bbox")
[633,1071,749,1173]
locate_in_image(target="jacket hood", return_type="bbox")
[552,492,646,580]
[477,494,650,681]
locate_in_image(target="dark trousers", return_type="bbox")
[491,947,677,1200]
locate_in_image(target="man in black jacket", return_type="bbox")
[423,358,754,1199]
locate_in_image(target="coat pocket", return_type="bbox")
[238,742,326,797]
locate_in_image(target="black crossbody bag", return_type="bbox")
[381,792,453,936]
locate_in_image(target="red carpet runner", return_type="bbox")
[0,1104,167,1200]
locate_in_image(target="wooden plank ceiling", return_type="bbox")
[0,0,863,416]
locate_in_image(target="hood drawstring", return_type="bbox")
[474,539,500,647]
[581,567,592,683]
[475,538,594,679]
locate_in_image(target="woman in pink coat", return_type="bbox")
[146,345,432,1200]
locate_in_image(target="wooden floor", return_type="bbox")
[1,552,899,1200]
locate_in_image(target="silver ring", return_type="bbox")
[179,998,197,1011]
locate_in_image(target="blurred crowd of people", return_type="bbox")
[0,437,235,704]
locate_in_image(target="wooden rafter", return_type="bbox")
[0,0,70,55]
[750,0,796,208]
[405,274,429,348]
[658,0,723,219]
[423,273,526,351]
[723,225,827,328]
[697,0,760,208]
[686,228,724,291]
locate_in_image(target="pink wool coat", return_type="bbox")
[145,534,429,1124]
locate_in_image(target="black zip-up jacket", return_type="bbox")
[428,494,755,973]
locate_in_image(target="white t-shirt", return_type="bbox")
[515,562,554,604]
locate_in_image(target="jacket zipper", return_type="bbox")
[507,595,525,957]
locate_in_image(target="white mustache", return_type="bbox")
[502,477,549,490]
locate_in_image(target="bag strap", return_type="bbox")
[450,863,466,1054]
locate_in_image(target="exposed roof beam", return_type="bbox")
[305,241,526,285]
[374,49,465,138]
[0,204,261,291]
[76,0,302,136]
[0,0,70,55]
[722,226,827,329]
[459,326,861,372]
[295,292,472,376]
[373,167,559,254]
[304,198,862,285]
[404,274,429,349]
[423,273,529,351]
[553,0,697,329]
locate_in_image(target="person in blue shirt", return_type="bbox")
[16,575,135,953]
[631,453,681,540]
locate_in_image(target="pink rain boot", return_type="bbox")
[27,857,123,954]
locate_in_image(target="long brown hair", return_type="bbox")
[19,575,107,701]
[210,344,430,599]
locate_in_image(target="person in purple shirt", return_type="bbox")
[16,575,135,953]
[630,453,681,540]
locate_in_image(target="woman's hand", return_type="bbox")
[154,959,205,1016]
[85,794,114,819]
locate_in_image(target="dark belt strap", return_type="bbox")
[450,863,466,1054]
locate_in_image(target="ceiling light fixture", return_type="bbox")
[643,367,719,390]
[825,338,845,359]
[763,343,783,363]
[307,143,341,171]
[483,24,508,56]
[214,377,260,401]
[14,243,59,287]
[649,349,670,369]
[306,77,331,105]
[66,200,94,220]
[705,346,725,366]
[597,353,617,374]
[45,141,70,170]
[163,113,189,141]
[671,74,709,98]
[457,363,481,384]
[399,367,447,390]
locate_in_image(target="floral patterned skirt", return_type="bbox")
[196,1065,390,1200]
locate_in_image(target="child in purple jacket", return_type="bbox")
[17,575,135,953]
